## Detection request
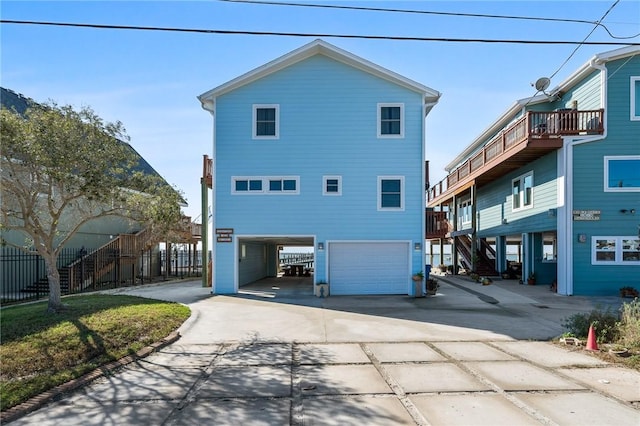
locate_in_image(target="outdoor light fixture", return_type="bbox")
[414,242,421,251]
[620,209,636,214]
[317,242,324,250]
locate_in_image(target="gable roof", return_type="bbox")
[198,39,441,114]
[444,45,640,172]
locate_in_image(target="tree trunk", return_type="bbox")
[43,252,64,312]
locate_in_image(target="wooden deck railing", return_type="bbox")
[428,109,604,202]
[426,210,451,239]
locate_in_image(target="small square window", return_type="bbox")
[323,176,342,196]
[235,180,249,191]
[269,180,282,191]
[249,180,262,191]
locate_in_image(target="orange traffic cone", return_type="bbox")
[585,324,599,351]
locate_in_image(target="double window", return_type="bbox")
[378,176,404,210]
[604,156,640,192]
[253,104,279,139]
[592,236,640,265]
[377,103,404,138]
[232,176,299,194]
[512,171,533,211]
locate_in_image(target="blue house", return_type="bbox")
[199,39,440,295]
[427,46,639,296]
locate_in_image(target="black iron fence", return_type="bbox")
[1,247,204,305]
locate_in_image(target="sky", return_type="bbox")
[2,1,639,222]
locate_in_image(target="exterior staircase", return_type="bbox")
[22,228,154,295]
[456,234,498,276]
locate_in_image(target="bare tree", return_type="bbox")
[1,103,184,312]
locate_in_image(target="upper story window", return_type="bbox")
[253,104,279,139]
[377,103,404,138]
[232,176,299,195]
[323,176,342,196]
[234,178,263,192]
[269,178,297,192]
[604,156,640,192]
[512,171,533,211]
[457,198,472,229]
[631,77,640,121]
[592,236,640,265]
[378,176,404,210]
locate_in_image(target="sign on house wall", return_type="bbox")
[216,228,234,242]
[572,210,601,221]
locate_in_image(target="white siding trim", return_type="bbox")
[322,175,342,196]
[377,103,405,138]
[631,76,640,121]
[377,176,405,211]
[603,155,640,192]
[232,176,300,195]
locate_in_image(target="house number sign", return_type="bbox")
[216,228,234,243]
[572,210,601,221]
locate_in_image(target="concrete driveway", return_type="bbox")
[7,276,640,425]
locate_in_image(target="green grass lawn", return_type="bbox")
[0,294,191,411]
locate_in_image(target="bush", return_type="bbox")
[619,298,640,347]
[561,307,619,343]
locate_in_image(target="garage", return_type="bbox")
[328,242,410,295]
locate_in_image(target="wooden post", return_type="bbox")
[201,155,213,288]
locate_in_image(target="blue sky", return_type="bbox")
[2,1,639,220]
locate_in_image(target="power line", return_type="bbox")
[549,0,620,80]
[220,0,640,40]
[1,19,638,45]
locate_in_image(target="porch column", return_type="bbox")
[496,235,506,275]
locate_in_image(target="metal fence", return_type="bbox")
[1,247,204,305]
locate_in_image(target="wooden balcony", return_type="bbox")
[426,209,451,239]
[428,109,604,205]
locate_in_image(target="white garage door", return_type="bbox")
[328,242,410,295]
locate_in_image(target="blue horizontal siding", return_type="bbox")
[213,54,427,292]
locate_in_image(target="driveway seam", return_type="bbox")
[360,343,428,426]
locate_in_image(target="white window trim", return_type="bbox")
[604,155,640,192]
[457,197,472,228]
[592,236,640,265]
[232,176,300,195]
[323,175,342,196]
[252,104,279,139]
[377,176,405,211]
[512,171,534,212]
[631,76,640,121]
[377,103,404,138]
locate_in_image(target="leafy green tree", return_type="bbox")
[1,103,184,312]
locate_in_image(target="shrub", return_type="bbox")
[618,298,640,347]
[562,307,619,343]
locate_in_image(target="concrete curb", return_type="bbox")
[1,331,181,424]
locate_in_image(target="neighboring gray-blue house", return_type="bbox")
[199,39,440,295]
[427,45,639,296]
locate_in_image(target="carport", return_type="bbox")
[236,236,315,294]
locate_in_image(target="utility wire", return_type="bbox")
[549,0,620,80]
[1,19,638,45]
[221,0,640,40]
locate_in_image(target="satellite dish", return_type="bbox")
[534,77,551,92]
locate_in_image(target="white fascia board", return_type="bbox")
[198,39,440,110]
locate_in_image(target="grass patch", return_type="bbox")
[0,294,190,411]
[560,298,640,371]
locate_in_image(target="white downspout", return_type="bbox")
[558,58,608,295]
[201,99,216,294]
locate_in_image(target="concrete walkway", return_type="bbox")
[8,276,639,425]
